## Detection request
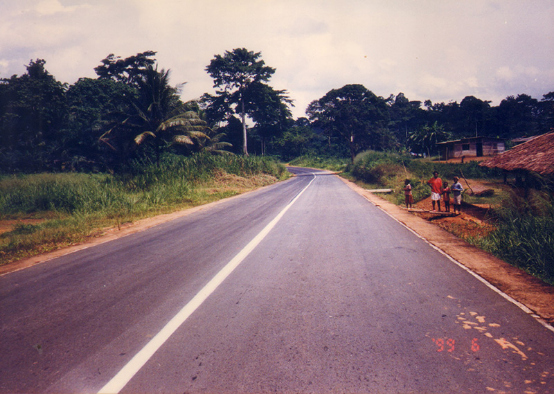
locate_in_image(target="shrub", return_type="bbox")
[480,191,554,284]
[351,151,409,184]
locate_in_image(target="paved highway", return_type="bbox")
[1,168,553,393]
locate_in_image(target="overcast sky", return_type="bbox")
[1,0,553,118]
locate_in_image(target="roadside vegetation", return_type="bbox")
[288,155,349,172]
[349,151,501,204]
[346,150,554,285]
[0,154,287,265]
[475,191,554,285]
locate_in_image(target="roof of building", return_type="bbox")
[437,136,505,145]
[511,136,535,145]
[479,131,554,175]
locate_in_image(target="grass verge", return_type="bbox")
[0,154,288,266]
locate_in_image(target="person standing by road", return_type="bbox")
[403,179,413,209]
[451,176,464,214]
[427,171,442,211]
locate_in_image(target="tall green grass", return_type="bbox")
[0,173,132,216]
[476,191,554,284]
[0,154,287,264]
[1,154,286,215]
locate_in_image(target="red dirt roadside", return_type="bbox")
[341,177,554,327]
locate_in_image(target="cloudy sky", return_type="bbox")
[1,0,553,118]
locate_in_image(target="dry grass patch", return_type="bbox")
[200,170,279,195]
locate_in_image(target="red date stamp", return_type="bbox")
[432,338,480,352]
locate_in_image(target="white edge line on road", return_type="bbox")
[97,175,317,394]
[362,194,554,334]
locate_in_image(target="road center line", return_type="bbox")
[98,175,316,394]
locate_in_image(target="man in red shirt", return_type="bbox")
[427,171,443,211]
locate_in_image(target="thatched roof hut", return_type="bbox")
[480,131,554,176]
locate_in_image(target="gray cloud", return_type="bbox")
[0,0,552,118]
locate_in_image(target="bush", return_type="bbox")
[350,151,410,185]
[479,191,554,284]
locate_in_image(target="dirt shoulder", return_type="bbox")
[340,177,554,327]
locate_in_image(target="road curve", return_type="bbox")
[1,168,553,393]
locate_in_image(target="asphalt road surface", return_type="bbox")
[1,168,553,393]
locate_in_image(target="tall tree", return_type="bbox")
[274,118,319,161]
[459,96,492,137]
[205,48,276,155]
[212,115,244,155]
[94,51,157,88]
[0,59,67,171]
[388,92,424,147]
[307,84,390,162]
[497,94,539,138]
[64,77,133,170]
[247,82,293,155]
[538,92,554,134]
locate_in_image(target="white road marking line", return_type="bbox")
[362,193,554,334]
[98,175,316,394]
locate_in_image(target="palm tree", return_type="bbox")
[100,66,209,164]
[196,126,233,155]
[408,122,449,157]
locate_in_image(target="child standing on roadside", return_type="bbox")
[451,176,464,214]
[404,179,413,209]
[442,181,451,212]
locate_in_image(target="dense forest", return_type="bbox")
[1,49,553,173]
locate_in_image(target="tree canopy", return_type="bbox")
[307,84,390,162]
[204,48,292,155]
[0,59,67,171]
[94,51,157,88]
[1,49,553,173]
